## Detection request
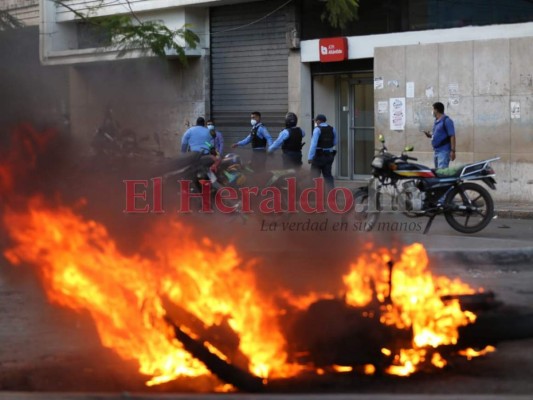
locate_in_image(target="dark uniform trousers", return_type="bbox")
[282,151,303,169]
[311,150,336,192]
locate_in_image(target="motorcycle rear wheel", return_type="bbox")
[444,182,494,234]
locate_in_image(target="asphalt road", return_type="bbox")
[1,211,532,395]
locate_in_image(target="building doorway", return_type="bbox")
[337,72,374,179]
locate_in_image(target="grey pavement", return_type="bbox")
[0,395,532,400]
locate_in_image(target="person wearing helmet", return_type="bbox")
[308,114,337,191]
[231,111,273,172]
[268,112,305,169]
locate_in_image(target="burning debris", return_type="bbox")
[2,123,533,392]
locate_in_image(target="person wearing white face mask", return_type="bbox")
[206,118,224,158]
[231,111,273,172]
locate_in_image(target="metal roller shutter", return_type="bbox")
[210,0,290,151]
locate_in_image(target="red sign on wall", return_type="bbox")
[319,37,348,62]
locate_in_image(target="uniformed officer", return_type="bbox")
[232,111,273,172]
[181,117,213,154]
[308,114,337,191]
[268,112,305,169]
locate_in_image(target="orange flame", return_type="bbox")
[2,191,490,384]
[343,243,478,376]
[3,197,298,386]
[458,346,496,360]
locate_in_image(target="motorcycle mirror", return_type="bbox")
[378,134,385,143]
[404,145,414,152]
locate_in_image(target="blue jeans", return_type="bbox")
[434,149,450,169]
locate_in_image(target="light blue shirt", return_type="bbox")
[211,130,224,155]
[268,127,306,153]
[181,125,213,153]
[308,123,337,160]
[236,123,273,149]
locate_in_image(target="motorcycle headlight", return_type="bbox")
[371,156,384,169]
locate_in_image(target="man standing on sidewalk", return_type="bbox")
[424,102,456,169]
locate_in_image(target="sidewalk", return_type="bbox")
[495,201,533,219]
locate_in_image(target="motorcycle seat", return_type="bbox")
[434,165,464,178]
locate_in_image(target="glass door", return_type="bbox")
[350,76,374,178]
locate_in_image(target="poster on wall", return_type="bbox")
[406,82,415,98]
[390,97,406,130]
[511,101,521,119]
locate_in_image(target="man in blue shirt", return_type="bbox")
[308,114,337,191]
[232,111,273,172]
[181,117,213,154]
[424,102,456,169]
[207,118,224,157]
[268,112,305,169]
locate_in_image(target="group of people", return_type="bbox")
[181,101,457,188]
[181,111,338,189]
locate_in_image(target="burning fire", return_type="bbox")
[343,242,478,376]
[3,197,296,386]
[1,123,493,388]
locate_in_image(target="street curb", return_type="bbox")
[495,209,533,220]
[429,247,533,266]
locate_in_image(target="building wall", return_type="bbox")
[68,57,209,156]
[0,27,69,131]
[374,37,533,202]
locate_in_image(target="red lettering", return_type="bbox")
[239,186,259,213]
[123,180,150,213]
[215,187,239,213]
[286,177,298,213]
[300,178,326,213]
[177,180,213,213]
[151,177,164,213]
[327,187,353,214]
[259,187,282,213]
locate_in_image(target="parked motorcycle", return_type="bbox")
[347,135,500,234]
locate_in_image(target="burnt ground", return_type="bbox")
[1,149,533,394]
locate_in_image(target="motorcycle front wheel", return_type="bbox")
[444,182,494,234]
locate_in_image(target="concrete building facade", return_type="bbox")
[300,21,533,202]
[4,0,533,202]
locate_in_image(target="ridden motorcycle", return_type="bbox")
[348,135,500,234]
